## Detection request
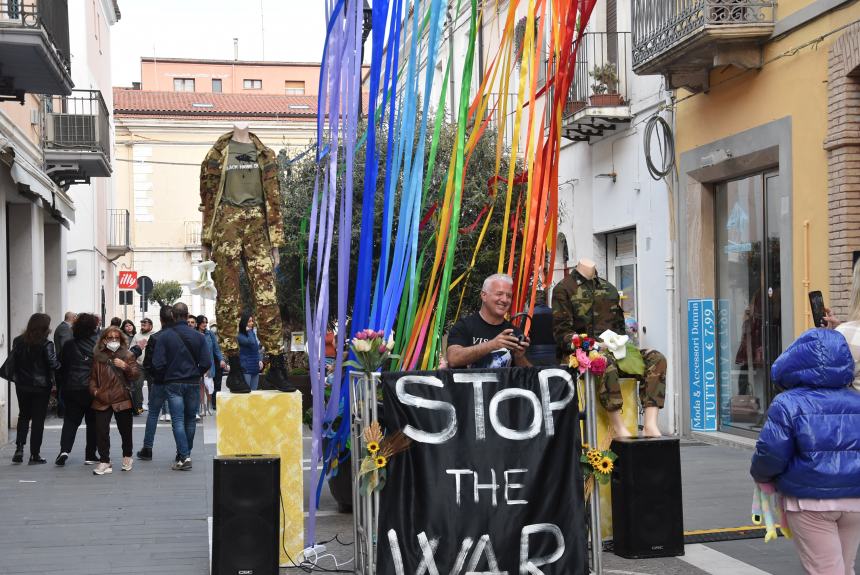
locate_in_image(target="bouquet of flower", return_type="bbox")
[357,421,411,495]
[345,329,400,374]
[581,443,617,500]
[568,334,609,375]
[188,260,217,300]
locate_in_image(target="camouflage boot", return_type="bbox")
[225,354,251,394]
[266,353,297,393]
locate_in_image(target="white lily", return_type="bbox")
[386,330,395,350]
[599,329,629,359]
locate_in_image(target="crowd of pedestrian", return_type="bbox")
[1,302,231,475]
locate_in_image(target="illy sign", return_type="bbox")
[118,271,138,290]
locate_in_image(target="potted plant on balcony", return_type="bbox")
[589,63,623,107]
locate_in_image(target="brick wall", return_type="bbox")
[826,23,860,318]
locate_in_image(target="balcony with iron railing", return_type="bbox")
[632,0,775,91]
[562,32,632,143]
[43,89,112,189]
[185,221,202,251]
[0,0,72,101]
[107,209,130,260]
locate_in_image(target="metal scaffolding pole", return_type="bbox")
[584,371,603,575]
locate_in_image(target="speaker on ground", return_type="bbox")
[610,437,684,559]
[213,455,280,575]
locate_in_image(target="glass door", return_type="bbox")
[606,229,638,343]
[715,171,784,434]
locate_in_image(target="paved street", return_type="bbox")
[0,415,804,575]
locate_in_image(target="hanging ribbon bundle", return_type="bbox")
[306,0,597,543]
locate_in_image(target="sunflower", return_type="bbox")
[587,449,602,465]
[596,457,614,474]
[375,455,388,468]
[366,441,380,454]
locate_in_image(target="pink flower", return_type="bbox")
[575,349,591,374]
[378,344,387,354]
[590,355,607,376]
[364,328,375,337]
[356,332,366,340]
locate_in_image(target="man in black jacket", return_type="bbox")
[152,302,211,470]
[55,313,99,466]
[136,306,173,461]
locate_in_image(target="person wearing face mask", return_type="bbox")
[89,326,140,475]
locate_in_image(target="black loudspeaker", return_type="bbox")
[213,455,280,575]
[610,437,684,559]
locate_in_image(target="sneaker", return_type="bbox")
[121,457,133,471]
[28,455,47,465]
[166,413,171,422]
[136,447,153,461]
[172,457,192,471]
[84,459,99,465]
[12,448,23,464]
[195,413,201,421]
[55,452,69,466]
[92,462,112,475]
[159,413,167,422]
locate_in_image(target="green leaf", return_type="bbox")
[343,360,364,371]
[616,343,645,376]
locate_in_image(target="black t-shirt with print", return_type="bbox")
[447,313,515,369]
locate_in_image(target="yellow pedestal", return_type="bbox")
[216,390,304,565]
[578,377,638,540]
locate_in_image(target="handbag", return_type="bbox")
[730,394,761,423]
[0,348,15,381]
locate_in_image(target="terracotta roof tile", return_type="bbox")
[112,88,319,119]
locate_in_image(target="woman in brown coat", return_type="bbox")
[89,326,140,475]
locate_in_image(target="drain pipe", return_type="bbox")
[665,99,683,437]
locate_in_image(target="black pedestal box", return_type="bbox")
[610,437,684,559]
[212,455,280,575]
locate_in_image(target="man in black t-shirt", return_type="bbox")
[446,274,531,369]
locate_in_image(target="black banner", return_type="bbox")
[378,367,587,575]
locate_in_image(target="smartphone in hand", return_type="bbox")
[809,291,826,328]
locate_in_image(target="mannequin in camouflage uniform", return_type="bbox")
[552,259,665,437]
[199,124,294,393]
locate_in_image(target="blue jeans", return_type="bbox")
[166,383,199,459]
[243,373,259,391]
[142,384,168,449]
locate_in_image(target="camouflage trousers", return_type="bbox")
[211,204,284,357]
[598,348,666,412]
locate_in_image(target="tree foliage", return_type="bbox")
[276,113,523,332]
[148,280,183,307]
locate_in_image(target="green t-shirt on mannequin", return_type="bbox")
[223,140,264,207]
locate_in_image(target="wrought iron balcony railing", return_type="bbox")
[43,90,111,155]
[185,221,202,249]
[632,0,775,74]
[107,209,130,250]
[564,32,631,116]
[0,0,71,99]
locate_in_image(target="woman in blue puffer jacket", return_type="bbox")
[750,328,860,575]
[237,311,262,391]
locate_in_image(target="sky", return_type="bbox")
[111,0,328,87]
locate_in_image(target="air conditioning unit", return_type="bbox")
[46,114,96,147]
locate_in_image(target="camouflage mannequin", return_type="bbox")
[552,259,665,437]
[199,123,294,393]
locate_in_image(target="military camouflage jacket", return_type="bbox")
[199,131,285,248]
[551,270,626,352]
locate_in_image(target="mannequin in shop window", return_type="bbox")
[199,122,294,393]
[552,258,667,437]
